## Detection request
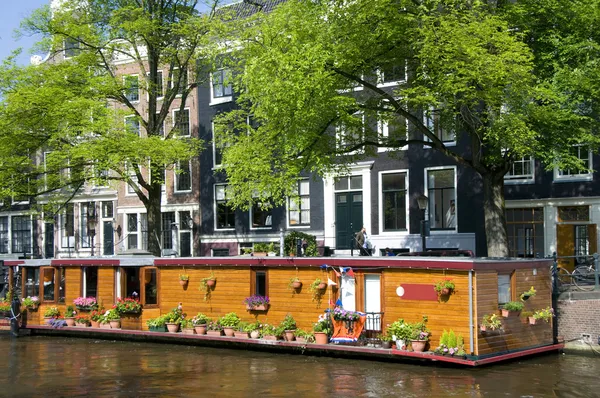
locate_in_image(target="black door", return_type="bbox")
[335,192,363,249]
[103,221,114,255]
[44,222,54,258]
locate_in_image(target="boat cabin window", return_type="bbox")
[252,270,268,297]
[143,267,158,306]
[120,267,140,298]
[82,267,98,298]
[23,267,39,298]
[24,267,65,303]
[58,268,66,303]
[42,268,55,301]
[498,272,514,306]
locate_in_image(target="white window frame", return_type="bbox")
[172,108,190,137]
[378,169,409,235]
[170,67,187,97]
[63,38,79,59]
[174,160,192,193]
[378,108,408,152]
[209,68,233,105]
[250,195,273,231]
[212,121,224,169]
[146,70,164,100]
[214,184,235,231]
[59,204,75,249]
[423,107,456,147]
[505,155,535,184]
[287,179,311,228]
[554,145,593,182]
[424,165,458,233]
[123,74,140,103]
[376,59,407,88]
[336,112,365,155]
[125,212,148,251]
[125,115,141,137]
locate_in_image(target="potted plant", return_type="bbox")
[114,297,142,315]
[387,319,413,350]
[279,313,297,341]
[253,242,272,256]
[531,307,554,325]
[434,329,466,357]
[22,296,39,311]
[309,278,327,304]
[220,312,241,336]
[64,305,77,327]
[313,314,331,344]
[179,274,189,287]
[408,316,429,352]
[294,329,314,344]
[73,296,98,311]
[244,295,270,311]
[0,298,11,316]
[44,306,60,320]
[260,323,278,340]
[75,315,90,327]
[206,320,223,337]
[481,313,502,332]
[164,304,185,333]
[520,286,537,301]
[247,320,261,338]
[434,279,455,296]
[191,313,210,335]
[502,301,524,317]
[89,309,103,328]
[234,321,251,338]
[181,318,195,334]
[199,273,216,301]
[105,308,121,329]
[288,276,302,290]
[146,315,168,332]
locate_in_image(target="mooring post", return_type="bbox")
[594,253,599,291]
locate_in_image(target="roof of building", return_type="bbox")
[215,0,287,19]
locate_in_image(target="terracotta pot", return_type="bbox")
[529,317,537,325]
[317,283,327,290]
[292,281,302,289]
[206,330,223,337]
[395,339,406,350]
[194,325,207,335]
[182,328,195,335]
[382,341,392,349]
[441,287,452,296]
[100,322,111,329]
[206,279,216,288]
[250,330,260,339]
[179,279,188,287]
[109,320,121,329]
[90,320,100,328]
[246,304,269,311]
[234,330,249,338]
[411,340,427,352]
[65,317,76,327]
[166,323,179,333]
[76,322,90,328]
[284,330,296,341]
[295,337,307,344]
[223,327,235,337]
[501,309,520,318]
[314,332,329,345]
[262,335,277,341]
[480,325,487,332]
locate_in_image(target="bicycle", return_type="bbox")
[571,256,596,290]
[551,263,571,290]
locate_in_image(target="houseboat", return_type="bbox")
[2,255,560,366]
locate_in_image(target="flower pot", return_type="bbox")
[296,337,307,344]
[206,279,216,288]
[395,339,406,350]
[382,341,392,349]
[480,325,487,332]
[166,323,179,333]
[250,330,260,339]
[502,309,520,318]
[234,330,249,338]
[441,287,452,296]
[314,332,329,345]
[528,316,537,325]
[194,325,207,335]
[179,280,188,287]
[206,330,223,337]
[109,319,121,329]
[317,283,327,290]
[262,335,277,341]
[292,281,302,289]
[100,322,111,329]
[182,328,195,335]
[149,326,167,332]
[284,330,296,341]
[223,327,235,337]
[90,320,100,328]
[246,304,269,311]
[65,317,76,327]
[411,340,427,353]
[76,323,90,328]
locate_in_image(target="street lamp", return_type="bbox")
[87,202,97,257]
[417,194,429,253]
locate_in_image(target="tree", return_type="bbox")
[0,0,224,256]
[215,0,599,256]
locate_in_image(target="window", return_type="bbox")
[42,268,56,301]
[80,202,91,248]
[498,274,512,306]
[175,161,192,192]
[147,70,163,98]
[378,112,408,152]
[215,185,235,230]
[558,206,589,222]
[424,108,455,144]
[337,112,364,153]
[212,248,230,256]
[252,269,268,297]
[212,122,224,167]
[125,116,141,136]
[82,267,98,298]
[120,267,140,298]
[0,217,8,254]
[173,109,190,137]
[156,113,165,137]
[127,214,139,249]
[426,168,456,230]
[12,215,32,254]
[179,211,192,257]
[162,212,175,252]
[334,175,363,191]
[575,225,590,257]
[381,172,407,231]
[288,180,310,226]
[58,267,66,303]
[23,268,39,298]
[102,201,113,218]
[123,75,139,102]
[63,37,80,58]
[506,208,544,258]
[143,267,158,306]
[251,200,272,229]
[212,69,232,98]
[171,68,188,96]
[505,156,534,182]
[378,58,406,85]
[555,145,593,180]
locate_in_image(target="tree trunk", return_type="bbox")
[482,172,509,257]
[145,182,163,257]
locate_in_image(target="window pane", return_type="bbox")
[350,175,363,190]
[84,268,98,298]
[144,268,157,305]
[58,268,66,303]
[427,169,456,229]
[382,172,407,231]
[498,274,511,305]
[124,268,140,298]
[24,268,39,298]
[255,271,267,297]
[43,268,55,301]
[12,215,32,253]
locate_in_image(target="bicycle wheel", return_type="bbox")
[557,267,571,289]
[572,266,594,290]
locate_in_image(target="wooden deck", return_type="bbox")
[20,325,563,367]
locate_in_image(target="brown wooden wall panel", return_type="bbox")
[475,267,553,356]
[97,267,115,309]
[65,267,81,304]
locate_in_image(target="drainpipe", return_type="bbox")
[468,270,474,355]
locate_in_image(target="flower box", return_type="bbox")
[246,304,270,311]
[120,309,142,315]
[501,309,521,318]
[206,330,223,337]
[262,335,277,341]
[76,305,97,312]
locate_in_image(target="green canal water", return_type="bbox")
[0,335,598,397]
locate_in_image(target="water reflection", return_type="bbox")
[0,335,598,397]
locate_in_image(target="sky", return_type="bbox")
[0,0,49,65]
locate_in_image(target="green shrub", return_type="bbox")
[284,231,318,256]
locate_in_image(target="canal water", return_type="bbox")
[0,336,598,397]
